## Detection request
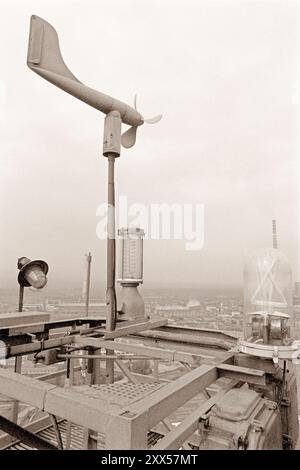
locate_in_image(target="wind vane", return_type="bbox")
[27,15,162,148]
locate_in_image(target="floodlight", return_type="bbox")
[17,257,48,289]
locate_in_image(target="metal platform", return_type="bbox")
[0,313,297,450]
[0,361,229,448]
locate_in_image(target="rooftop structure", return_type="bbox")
[0,15,299,452]
[0,313,299,450]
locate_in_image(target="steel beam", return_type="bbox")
[137,328,236,351]
[127,364,218,429]
[74,336,221,365]
[49,414,64,449]
[0,317,104,338]
[0,367,57,409]
[217,363,266,386]
[153,378,238,450]
[103,318,167,340]
[7,335,73,358]
[115,359,140,384]
[155,324,238,342]
[37,366,81,382]
[125,334,228,362]
[105,412,148,449]
[0,415,57,450]
[0,416,55,449]
[12,356,22,423]
[234,353,278,374]
[43,386,123,437]
[0,312,49,329]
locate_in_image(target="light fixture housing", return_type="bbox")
[117,228,146,321]
[118,228,144,285]
[17,257,48,289]
[239,248,298,363]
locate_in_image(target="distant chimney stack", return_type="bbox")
[82,253,92,316]
[272,219,278,249]
[295,282,300,297]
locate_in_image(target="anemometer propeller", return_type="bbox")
[27,15,162,148]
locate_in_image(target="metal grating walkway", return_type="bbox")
[72,382,164,406]
[5,419,162,450]
[6,420,94,450]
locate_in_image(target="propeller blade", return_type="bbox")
[134,94,138,110]
[144,114,163,124]
[121,126,138,148]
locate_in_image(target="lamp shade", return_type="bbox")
[17,257,48,289]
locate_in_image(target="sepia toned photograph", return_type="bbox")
[0,0,299,456]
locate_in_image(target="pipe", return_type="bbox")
[18,285,24,313]
[106,155,117,331]
[57,354,153,360]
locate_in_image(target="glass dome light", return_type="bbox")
[239,248,298,362]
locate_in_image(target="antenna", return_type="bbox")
[272,219,278,249]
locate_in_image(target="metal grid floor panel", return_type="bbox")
[72,382,164,406]
[5,420,161,450]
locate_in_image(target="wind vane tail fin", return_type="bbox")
[27,15,79,82]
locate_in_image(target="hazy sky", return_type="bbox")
[0,0,299,290]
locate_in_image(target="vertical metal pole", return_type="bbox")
[106,155,116,383]
[65,357,74,450]
[86,347,94,385]
[83,348,97,449]
[65,323,76,449]
[103,110,121,384]
[18,284,24,313]
[106,155,117,331]
[153,360,159,381]
[12,284,24,422]
[85,252,92,317]
[11,356,22,423]
[92,349,102,385]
